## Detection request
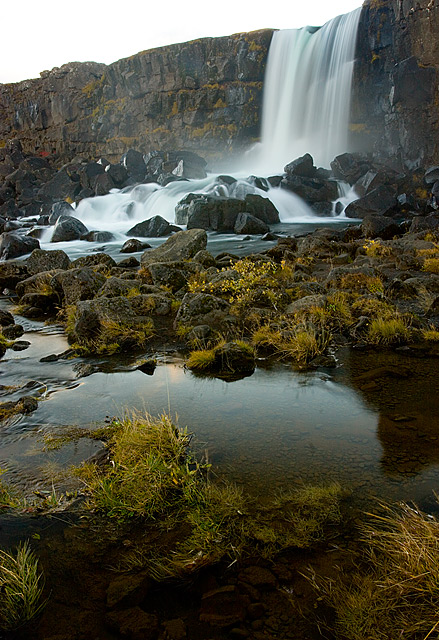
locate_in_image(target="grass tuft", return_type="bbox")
[0,541,46,630]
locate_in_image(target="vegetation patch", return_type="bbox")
[73,411,343,579]
[311,501,439,640]
[0,541,46,631]
[366,314,411,345]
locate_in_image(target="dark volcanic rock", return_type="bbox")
[81,230,115,242]
[234,212,269,234]
[26,248,71,274]
[284,153,317,178]
[51,216,88,242]
[0,261,29,291]
[345,185,398,219]
[120,238,151,253]
[140,229,207,266]
[52,267,106,305]
[127,215,176,238]
[361,215,401,239]
[48,201,75,225]
[0,232,39,260]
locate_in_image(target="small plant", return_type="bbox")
[422,326,439,342]
[422,257,439,274]
[186,346,217,371]
[0,541,46,630]
[362,239,393,259]
[339,273,384,294]
[367,314,411,345]
[0,469,22,510]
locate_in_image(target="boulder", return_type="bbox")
[345,185,398,219]
[244,194,280,224]
[68,296,136,344]
[0,232,39,260]
[81,230,115,242]
[79,162,105,189]
[140,229,207,267]
[122,149,146,182]
[26,248,71,274]
[284,153,317,178]
[330,153,370,184]
[285,294,327,315]
[409,215,439,233]
[175,292,231,329]
[281,174,338,203]
[70,253,116,269]
[211,341,255,377]
[127,215,175,238]
[361,215,401,240]
[93,172,115,196]
[234,212,269,234]
[48,201,75,225]
[105,163,128,187]
[51,267,106,305]
[130,293,173,316]
[147,261,200,292]
[120,238,151,253]
[0,309,14,326]
[97,276,140,298]
[425,166,439,186]
[0,260,29,291]
[38,168,80,201]
[51,216,88,242]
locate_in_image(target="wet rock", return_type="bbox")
[79,162,105,190]
[234,213,269,235]
[106,607,158,640]
[51,215,88,242]
[38,168,80,201]
[199,586,248,627]
[345,185,397,219]
[69,296,136,344]
[2,324,24,340]
[10,340,31,351]
[127,215,176,238]
[81,230,115,243]
[122,149,147,182]
[0,309,14,326]
[244,194,280,224]
[330,153,370,184]
[136,359,156,375]
[284,153,317,178]
[48,201,75,225]
[106,163,129,187]
[26,248,71,274]
[140,229,207,267]
[121,238,151,253]
[212,341,255,376]
[0,232,40,260]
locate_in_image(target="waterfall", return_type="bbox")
[258,8,361,172]
[56,9,362,243]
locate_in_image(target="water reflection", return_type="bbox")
[2,316,439,507]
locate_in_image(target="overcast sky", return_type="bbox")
[0,0,362,84]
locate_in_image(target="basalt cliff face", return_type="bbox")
[0,1,439,169]
[0,30,273,165]
[352,0,439,170]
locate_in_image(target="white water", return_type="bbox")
[40,9,361,248]
[256,8,362,172]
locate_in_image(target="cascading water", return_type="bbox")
[40,8,362,251]
[257,8,362,172]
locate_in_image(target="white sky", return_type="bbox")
[0,0,362,84]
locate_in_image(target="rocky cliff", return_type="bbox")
[352,0,439,170]
[1,1,439,170]
[0,30,273,166]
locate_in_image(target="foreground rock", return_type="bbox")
[140,229,207,266]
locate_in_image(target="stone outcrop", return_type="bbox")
[351,0,439,170]
[1,3,439,171]
[0,31,273,165]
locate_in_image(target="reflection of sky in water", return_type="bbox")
[2,319,439,506]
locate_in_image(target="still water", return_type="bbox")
[1,302,439,509]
